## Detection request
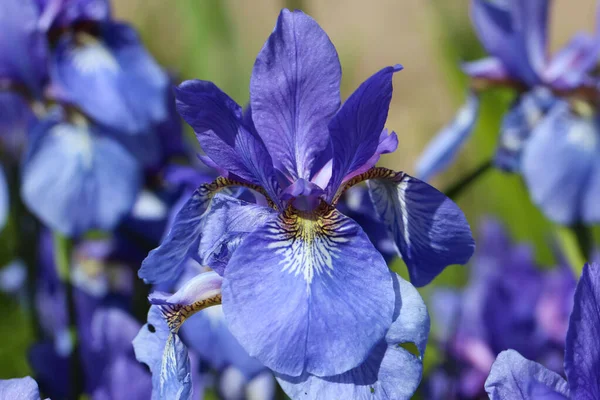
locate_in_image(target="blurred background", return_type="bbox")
[1,0,599,398]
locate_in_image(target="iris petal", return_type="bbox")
[416,92,479,181]
[0,377,41,400]
[521,102,597,224]
[564,263,600,399]
[198,194,276,276]
[175,80,280,204]
[367,170,474,286]
[21,113,142,237]
[0,165,8,231]
[250,9,341,180]
[50,23,168,134]
[277,274,429,400]
[484,350,569,400]
[461,57,509,80]
[132,306,193,400]
[544,33,600,90]
[222,203,395,377]
[327,65,402,199]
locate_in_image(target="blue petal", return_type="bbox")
[50,22,168,134]
[327,65,402,198]
[133,306,193,400]
[367,172,475,286]
[544,33,600,90]
[37,0,111,30]
[92,356,152,400]
[175,80,280,204]
[0,0,48,95]
[462,57,509,80]
[521,102,597,224]
[277,274,429,399]
[564,263,600,399]
[181,305,266,378]
[0,377,41,400]
[198,194,276,275]
[21,114,142,237]
[0,92,36,155]
[494,88,556,172]
[470,0,545,85]
[222,205,395,377]
[416,92,479,181]
[250,9,341,180]
[139,189,212,284]
[484,350,569,400]
[0,165,8,231]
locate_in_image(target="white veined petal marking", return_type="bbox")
[70,36,120,75]
[266,202,353,288]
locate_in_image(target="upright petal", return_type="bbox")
[327,65,402,199]
[277,274,429,400]
[521,102,597,224]
[50,23,168,134]
[175,80,280,203]
[0,377,41,400]
[367,170,474,286]
[544,33,600,90]
[416,93,479,181]
[0,0,48,95]
[250,9,341,180]
[222,204,395,377]
[37,0,111,30]
[564,263,600,400]
[470,0,543,85]
[133,306,193,400]
[198,194,276,275]
[484,350,569,400]
[21,114,142,237]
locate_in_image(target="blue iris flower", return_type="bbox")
[21,108,142,237]
[423,219,577,399]
[0,377,43,400]
[416,0,600,211]
[485,262,600,399]
[138,7,473,394]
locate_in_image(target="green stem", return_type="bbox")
[570,222,593,264]
[444,159,493,200]
[53,232,84,400]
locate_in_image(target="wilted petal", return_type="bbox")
[199,194,276,275]
[495,87,556,172]
[564,263,600,399]
[367,171,474,286]
[175,80,280,203]
[327,65,402,199]
[416,92,479,181]
[50,23,168,134]
[278,274,429,399]
[21,114,142,237]
[0,377,41,400]
[0,0,48,95]
[250,9,341,180]
[521,102,597,224]
[484,350,569,400]
[222,204,395,377]
[132,306,193,400]
[544,33,600,90]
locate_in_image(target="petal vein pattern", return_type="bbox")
[266,202,350,286]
